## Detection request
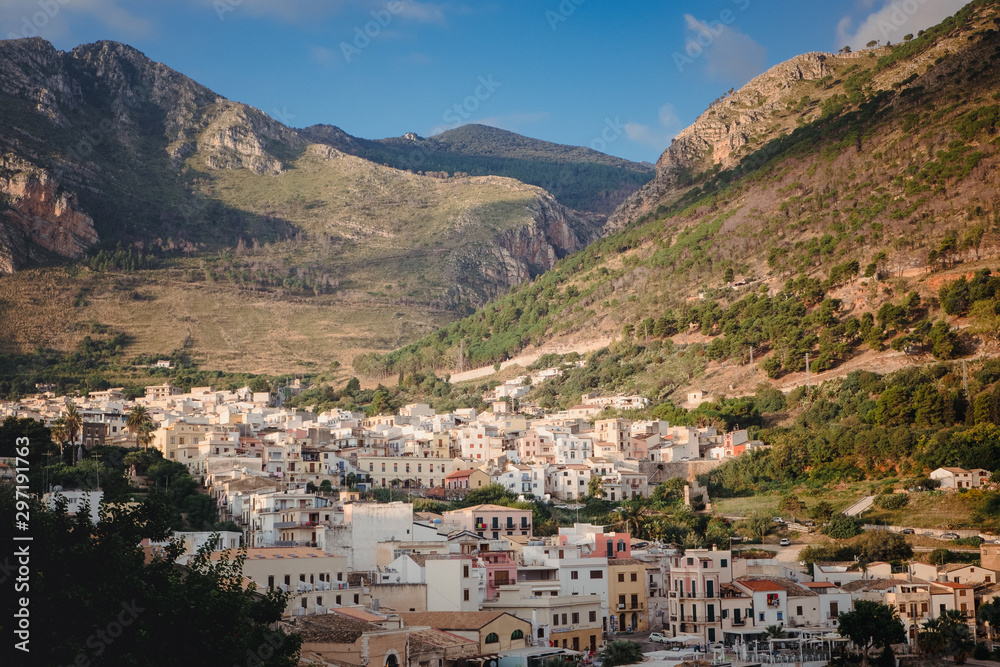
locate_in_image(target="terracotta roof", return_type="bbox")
[840,578,899,592]
[934,581,975,590]
[446,504,529,513]
[446,469,476,479]
[608,558,643,566]
[801,582,837,588]
[333,607,385,622]
[399,611,522,631]
[409,628,479,650]
[737,579,785,592]
[288,613,381,643]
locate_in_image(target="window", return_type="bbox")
[572,613,579,624]
[630,573,637,582]
[589,611,597,622]
[268,575,274,589]
[317,597,323,606]
[590,571,603,579]
[562,614,568,625]
[336,595,342,605]
[485,634,499,644]
[537,628,544,638]
[777,612,783,621]
[571,571,579,580]
[720,559,728,568]
[797,606,803,616]
[464,565,470,578]
[618,573,625,582]
[759,612,765,621]
[702,561,709,568]
[511,630,524,640]
[464,589,470,601]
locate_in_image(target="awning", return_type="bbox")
[666,634,702,644]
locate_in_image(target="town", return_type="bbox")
[3,369,997,667]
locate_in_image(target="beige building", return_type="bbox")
[484,585,603,652]
[357,455,466,489]
[398,611,531,654]
[214,546,350,617]
[443,504,533,539]
[290,611,409,667]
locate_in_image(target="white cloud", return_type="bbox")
[2,0,151,42]
[682,14,768,86]
[836,0,971,50]
[625,103,681,151]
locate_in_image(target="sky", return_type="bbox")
[1,0,973,163]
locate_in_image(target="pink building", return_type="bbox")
[479,550,518,600]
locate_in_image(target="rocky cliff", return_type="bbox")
[607,53,833,230]
[0,156,96,272]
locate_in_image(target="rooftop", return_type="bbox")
[399,611,518,631]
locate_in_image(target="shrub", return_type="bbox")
[873,493,910,510]
[825,513,864,539]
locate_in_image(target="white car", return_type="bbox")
[648,632,669,644]
[779,538,791,546]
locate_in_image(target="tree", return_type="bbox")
[825,513,863,539]
[126,405,153,448]
[63,403,83,460]
[742,510,773,541]
[598,640,644,667]
[367,389,391,416]
[762,624,787,639]
[929,548,951,566]
[345,472,358,488]
[0,483,302,664]
[615,502,646,538]
[809,501,834,522]
[920,610,977,664]
[780,494,807,523]
[51,419,69,462]
[588,475,604,499]
[857,531,913,563]
[978,599,1000,647]
[838,601,906,667]
[723,267,735,284]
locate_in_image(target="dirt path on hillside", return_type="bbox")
[449,337,614,383]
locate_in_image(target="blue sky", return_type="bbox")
[2,0,972,163]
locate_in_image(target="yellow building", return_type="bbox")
[608,558,649,633]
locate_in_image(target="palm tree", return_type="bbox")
[598,639,643,667]
[126,405,152,448]
[63,404,82,461]
[50,419,68,462]
[762,624,787,640]
[614,502,646,538]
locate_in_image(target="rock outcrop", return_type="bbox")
[607,53,832,230]
[0,156,97,272]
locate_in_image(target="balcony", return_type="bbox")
[617,604,626,609]
[669,591,678,598]
[731,619,745,626]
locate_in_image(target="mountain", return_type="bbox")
[366,0,1000,397]
[299,123,654,214]
[0,38,609,372]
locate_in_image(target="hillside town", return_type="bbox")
[3,374,998,667]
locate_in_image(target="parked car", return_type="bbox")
[802,520,816,526]
[730,535,743,543]
[780,538,791,546]
[901,528,915,535]
[941,533,960,540]
[922,532,935,537]
[648,632,669,644]
[773,517,786,524]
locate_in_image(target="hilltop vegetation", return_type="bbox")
[360,1,1000,385]
[301,123,655,214]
